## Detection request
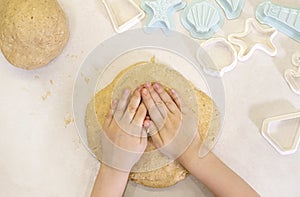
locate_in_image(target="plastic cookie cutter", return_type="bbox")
[284,52,300,95]
[102,0,145,33]
[261,111,300,155]
[140,0,186,32]
[197,37,237,77]
[228,18,278,62]
[256,1,300,43]
[216,0,246,20]
[292,52,300,67]
[181,0,224,39]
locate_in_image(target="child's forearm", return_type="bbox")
[91,164,129,197]
[179,140,260,197]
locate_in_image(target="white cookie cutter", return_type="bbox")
[228,18,278,62]
[284,53,300,95]
[103,0,145,33]
[198,37,237,77]
[292,52,300,67]
[261,112,300,155]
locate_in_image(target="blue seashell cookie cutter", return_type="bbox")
[216,0,245,19]
[256,1,300,42]
[181,0,224,39]
[141,0,186,32]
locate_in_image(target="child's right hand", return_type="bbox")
[141,82,198,160]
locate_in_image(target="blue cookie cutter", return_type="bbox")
[256,1,300,42]
[181,0,224,39]
[216,0,245,19]
[141,0,186,32]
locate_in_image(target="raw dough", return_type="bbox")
[0,0,69,69]
[85,62,220,188]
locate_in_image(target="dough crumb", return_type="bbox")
[84,76,90,84]
[81,73,90,84]
[41,91,51,100]
[50,80,54,85]
[64,113,74,127]
[71,54,78,60]
[66,54,78,60]
[34,75,40,79]
[150,56,156,63]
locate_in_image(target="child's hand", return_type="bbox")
[141,83,197,160]
[100,87,148,172]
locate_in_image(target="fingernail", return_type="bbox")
[112,99,118,109]
[154,83,161,90]
[136,86,142,91]
[145,82,151,87]
[142,88,148,95]
[113,99,118,104]
[144,121,150,127]
[123,89,130,95]
[171,89,176,94]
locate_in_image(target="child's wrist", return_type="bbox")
[177,136,206,172]
[177,140,199,167]
[100,163,130,178]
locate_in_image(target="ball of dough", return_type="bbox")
[0,0,69,69]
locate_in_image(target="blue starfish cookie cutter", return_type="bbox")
[141,0,186,32]
[181,0,224,39]
[256,1,300,42]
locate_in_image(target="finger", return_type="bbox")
[103,99,118,127]
[170,88,190,114]
[124,87,142,121]
[142,88,165,129]
[145,120,158,136]
[153,83,180,114]
[115,89,131,119]
[143,119,151,127]
[169,89,181,110]
[147,85,168,120]
[132,103,147,127]
[147,121,164,147]
[140,128,148,143]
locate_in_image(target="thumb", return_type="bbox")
[145,120,164,148]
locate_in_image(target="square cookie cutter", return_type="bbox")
[261,112,300,155]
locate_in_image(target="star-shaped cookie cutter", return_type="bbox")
[228,18,278,62]
[141,0,186,32]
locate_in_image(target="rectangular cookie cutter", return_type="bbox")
[103,0,145,33]
[261,112,300,155]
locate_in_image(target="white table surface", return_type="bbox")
[0,0,299,196]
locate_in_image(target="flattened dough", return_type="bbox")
[0,0,69,69]
[85,62,219,188]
